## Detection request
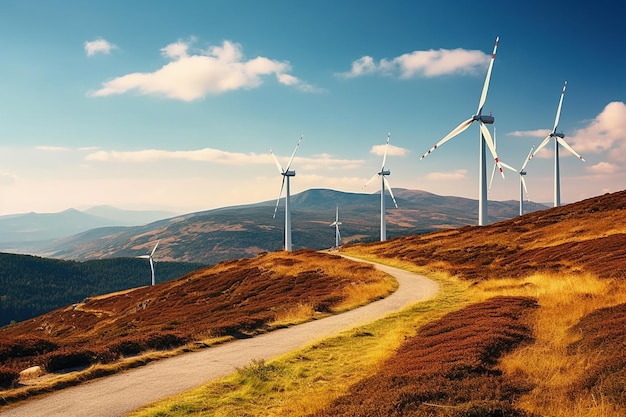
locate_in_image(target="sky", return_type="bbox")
[0,0,624,217]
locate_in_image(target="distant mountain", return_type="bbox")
[29,189,548,265]
[0,206,178,247]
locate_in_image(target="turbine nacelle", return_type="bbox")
[520,170,527,176]
[552,132,565,139]
[379,169,391,176]
[474,114,495,124]
[282,170,296,177]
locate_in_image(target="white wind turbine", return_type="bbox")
[529,81,585,207]
[420,36,504,226]
[137,241,159,286]
[497,145,535,216]
[364,133,398,242]
[329,205,342,247]
[270,135,303,252]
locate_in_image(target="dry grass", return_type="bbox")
[0,249,395,404]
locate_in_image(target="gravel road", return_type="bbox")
[0,257,439,417]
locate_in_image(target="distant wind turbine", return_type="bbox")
[270,135,303,252]
[498,145,535,216]
[364,133,398,242]
[329,205,342,247]
[420,36,504,226]
[529,81,585,207]
[137,241,159,286]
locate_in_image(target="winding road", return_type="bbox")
[0,256,439,417]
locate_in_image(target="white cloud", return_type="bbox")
[89,39,319,100]
[84,38,116,57]
[587,161,620,174]
[338,48,490,79]
[85,147,364,170]
[369,144,409,157]
[36,145,71,151]
[508,129,551,138]
[569,101,626,162]
[0,172,17,186]
[426,169,468,181]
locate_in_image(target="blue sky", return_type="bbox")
[0,0,624,216]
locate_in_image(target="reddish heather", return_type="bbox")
[0,249,389,378]
[344,190,626,281]
[311,296,538,417]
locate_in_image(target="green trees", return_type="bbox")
[0,253,205,326]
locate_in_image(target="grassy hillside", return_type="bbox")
[0,253,205,326]
[35,188,547,264]
[2,190,624,416]
[128,190,625,417]
[0,250,395,399]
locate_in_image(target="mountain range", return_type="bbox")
[0,189,548,265]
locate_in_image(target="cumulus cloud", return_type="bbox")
[508,129,551,138]
[84,38,116,56]
[587,161,620,174]
[338,48,490,79]
[0,172,17,186]
[568,101,626,162]
[85,148,364,170]
[89,39,319,101]
[426,169,468,181]
[369,144,410,157]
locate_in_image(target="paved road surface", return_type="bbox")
[0,257,438,417]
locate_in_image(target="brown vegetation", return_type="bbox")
[0,249,394,392]
[311,296,539,417]
[343,190,626,281]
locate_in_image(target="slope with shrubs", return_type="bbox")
[0,249,395,396]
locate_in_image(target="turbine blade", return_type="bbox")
[477,36,499,115]
[273,176,286,218]
[137,255,150,259]
[269,148,284,174]
[521,175,529,199]
[500,161,518,173]
[383,177,398,208]
[420,118,474,159]
[552,81,567,132]
[150,241,159,257]
[488,163,497,193]
[381,133,390,170]
[556,137,585,162]
[285,135,303,172]
[530,135,551,159]
[520,145,535,170]
[335,205,339,222]
[363,173,379,189]
[479,122,505,178]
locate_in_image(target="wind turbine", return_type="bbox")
[364,133,398,242]
[329,205,342,247]
[137,241,159,286]
[497,145,535,216]
[270,135,303,252]
[529,81,585,207]
[420,36,504,226]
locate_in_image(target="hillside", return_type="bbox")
[0,207,177,246]
[33,188,547,265]
[130,190,626,417]
[0,250,394,396]
[0,253,205,326]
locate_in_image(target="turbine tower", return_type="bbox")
[329,205,342,247]
[364,133,398,242]
[270,135,303,252]
[529,81,585,207]
[421,36,504,226]
[498,146,535,216]
[137,241,159,286]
